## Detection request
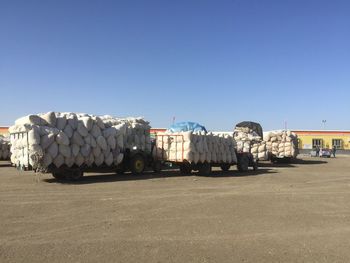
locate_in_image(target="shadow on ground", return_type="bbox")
[293,159,328,165]
[0,161,12,167]
[259,159,328,168]
[43,168,277,185]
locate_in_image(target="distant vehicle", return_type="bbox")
[319,148,331,158]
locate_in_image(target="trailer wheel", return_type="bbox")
[152,160,162,173]
[220,164,231,172]
[67,169,84,181]
[180,163,192,175]
[198,162,211,176]
[52,172,66,180]
[130,154,145,175]
[238,155,249,172]
[116,168,125,175]
[253,161,258,171]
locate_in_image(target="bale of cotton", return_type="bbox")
[263,130,298,158]
[153,131,237,165]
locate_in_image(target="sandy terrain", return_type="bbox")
[0,156,349,262]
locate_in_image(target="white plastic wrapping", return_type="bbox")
[153,131,237,164]
[9,112,151,169]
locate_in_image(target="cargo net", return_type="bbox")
[9,112,151,171]
[153,131,237,164]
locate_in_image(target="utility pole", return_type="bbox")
[322,120,326,130]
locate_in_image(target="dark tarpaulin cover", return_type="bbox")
[235,121,263,138]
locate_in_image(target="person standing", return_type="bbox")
[332,145,336,158]
[316,146,320,157]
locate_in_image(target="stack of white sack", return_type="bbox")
[153,131,237,164]
[263,130,298,158]
[9,112,150,170]
[250,141,268,160]
[0,135,11,160]
[98,116,151,152]
[234,127,268,160]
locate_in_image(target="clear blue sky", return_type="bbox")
[1,0,349,131]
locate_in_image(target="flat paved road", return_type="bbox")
[0,156,350,262]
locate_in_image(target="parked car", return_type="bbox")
[319,148,331,158]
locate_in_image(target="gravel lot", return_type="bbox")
[1,156,350,262]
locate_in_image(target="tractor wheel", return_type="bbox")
[220,164,231,172]
[152,160,162,173]
[52,172,66,180]
[198,162,212,176]
[180,163,192,175]
[238,155,249,172]
[66,169,84,181]
[116,168,125,175]
[130,154,145,175]
[253,161,258,171]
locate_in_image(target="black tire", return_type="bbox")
[238,155,249,172]
[253,162,258,171]
[116,168,125,175]
[152,160,162,173]
[130,154,145,175]
[220,164,231,172]
[52,172,66,180]
[66,169,84,181]
[198,162,212,176]
[180,163,192,175]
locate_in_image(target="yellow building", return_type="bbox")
[292,130,350,150]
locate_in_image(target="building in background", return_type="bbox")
[150,128,166,139]
[0,127,9,136]
[292,130,350,150]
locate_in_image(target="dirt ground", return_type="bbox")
[0,156,350,263]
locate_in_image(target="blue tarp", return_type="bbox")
[167,122,207,133]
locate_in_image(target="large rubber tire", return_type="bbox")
[198,162,212,176]
[253,161,258,171]
[152,160,162,173]
[52,172,66,180]
[130,154,145,175]
[66,169,84,181]
[180,163,192,175]
[220,164,231,172]
[238,155,249,172]
[116,168,125,175]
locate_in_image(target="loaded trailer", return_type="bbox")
[10,130,161,181]
[8,111,164,181]
[263,130,299,163]
[233,121,270,162]
[153,133,257,176]
[9,113,260,181]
